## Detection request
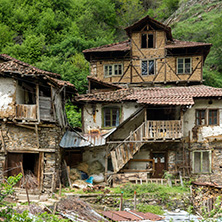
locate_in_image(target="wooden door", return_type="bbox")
[151,152,167,178]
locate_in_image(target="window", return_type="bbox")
[196,109,219,126]
[104,64,123,77]
[208,109,218,125]
[103,107,120,127]
[142,60,155,75]
[193,150,211,173]
[141,33,154,48]
[177,58,191,74]
[196,109,206,126]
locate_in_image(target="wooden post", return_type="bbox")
[36,83,40,123]
[105,146,108,184]
[144,108,148,138]
[179,171,184,187]
[134,191,137,210]
[20,162,30,206]
[119,192,123,211]
[35,124,39,149]
[0,129,6,154]
[64,160,72,189]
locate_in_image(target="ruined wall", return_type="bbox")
[83,102,140,133]
[82,146,106,168]
[183,99,222,142]
[0,122,64,192]
[0,77,16,118]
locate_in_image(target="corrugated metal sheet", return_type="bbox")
[101,210,162,221]
[60,131,91,148]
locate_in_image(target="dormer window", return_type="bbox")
[141,33,154,48]
[104,64,123,77]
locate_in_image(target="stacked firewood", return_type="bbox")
[191,182,222,213]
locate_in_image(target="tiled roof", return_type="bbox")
[165,39,212,49]
[77,88,133,102]
[0,54,60,77]
[46,76,77,92]
[82,40,130,53]
[76,85,222,105]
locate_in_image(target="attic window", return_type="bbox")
[141,33,154,48]
[104,64,123,77]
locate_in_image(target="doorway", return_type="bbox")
[151,152,167,178]
[7,153,41,187]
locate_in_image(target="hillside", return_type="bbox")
[165,0,222,87]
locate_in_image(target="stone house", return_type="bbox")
[0,54,77,192]
[73,16,222,185]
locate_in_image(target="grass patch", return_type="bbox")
[137,203,165,215]
[111,183,189,200]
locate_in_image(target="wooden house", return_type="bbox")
[0,54,77,192]
[74,16,222,185]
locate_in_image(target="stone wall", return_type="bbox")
[0,121,64,192]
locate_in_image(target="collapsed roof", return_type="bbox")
[0,54,77,94]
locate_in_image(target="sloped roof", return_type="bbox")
[0,54,60,77]
[125,15,173,40]
[83,40,130,53]
[76,85,222,105]
[165,39,212,49]
[0,54,77,93]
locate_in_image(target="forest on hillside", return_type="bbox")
[0,0,221,126]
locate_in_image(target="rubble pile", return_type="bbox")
[21,171,38,189]
[56,197,108,221]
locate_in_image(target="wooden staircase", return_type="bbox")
[110,122,145,173]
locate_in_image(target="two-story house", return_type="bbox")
[73,16,222,185]
[0,54,77,192]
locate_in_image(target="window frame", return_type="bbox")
[141,59,156,76]
[208,109,219,126]
[104,64,123,77]
[192,150,212,174]
[141,32,155,49]
[196,109,206,126]
[102,106,121,128]
[195,109,219,126]
[177,57,192,74]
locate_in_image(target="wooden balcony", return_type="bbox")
[16,104,37,121]
[144,120,183,140]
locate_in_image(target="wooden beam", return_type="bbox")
[36,83,40,123]
[118,62,131,82]
[35,124,39,149]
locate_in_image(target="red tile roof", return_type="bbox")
[102,210,162,221]
[165,39,212,49]
[0,54,60,77]
[76,85,222,105]
[82,40,130,53]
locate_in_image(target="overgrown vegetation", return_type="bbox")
[137,203,165,215]
[0,0,221,127]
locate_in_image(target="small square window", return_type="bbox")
[104,64,123,77]
[141,33,154,48]
[196,110,206,126]
[103,107,120,127]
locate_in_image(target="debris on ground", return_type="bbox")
[88,160,104,175]
[56,197,108,222]
[72,180,91,189]
[77,162,89,174]
[83,184,110,193]
[21,171,38,189]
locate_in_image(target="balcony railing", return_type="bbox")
[144,120,183,140]
[16,104,37,121]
